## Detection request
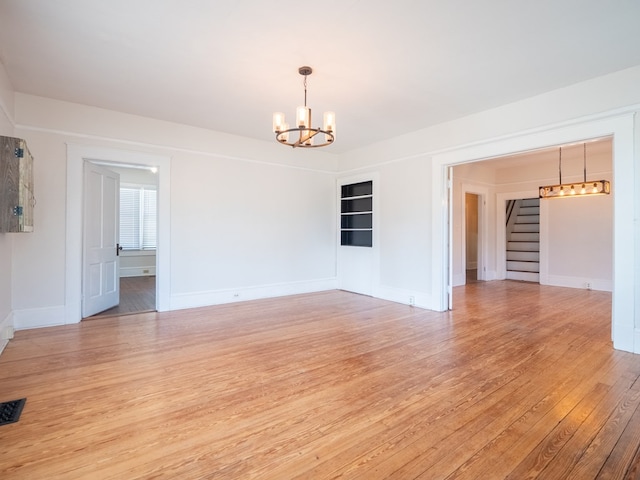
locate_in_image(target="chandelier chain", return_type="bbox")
[303,74,308,107]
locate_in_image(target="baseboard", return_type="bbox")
[541,274,612,292]
[120,266,156,277]
[634,328,640,354]
[169,277,339,310]
[13,305,67,330]
[374,284,436,311]
[0,311,14,355]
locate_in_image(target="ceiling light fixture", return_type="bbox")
[539,144,610,199]
[273,66,335,148]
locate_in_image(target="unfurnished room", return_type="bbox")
[1,1,640,478]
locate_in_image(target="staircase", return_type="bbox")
[506,198,540,282]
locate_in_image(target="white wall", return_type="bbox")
[0,60,15,353]
[338,65,640,352]
[10,94,338,327]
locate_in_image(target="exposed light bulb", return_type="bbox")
[273,112,285,133]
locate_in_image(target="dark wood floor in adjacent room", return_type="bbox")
[91,275,156,318]
[1,282,639,479]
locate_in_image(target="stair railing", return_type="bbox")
[506,200,516,226]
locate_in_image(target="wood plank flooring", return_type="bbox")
[1,282,639,479]
[90,276,156,318]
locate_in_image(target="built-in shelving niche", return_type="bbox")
[340,181,372,247]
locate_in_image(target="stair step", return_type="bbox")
[507,260,540,272]
[516,214,540,224]
[512,223,539,233]
[519,205,539,214]
[506,251,539,262]
[507,241,539,251]
[509,232,540,242]
[507,271,540,282]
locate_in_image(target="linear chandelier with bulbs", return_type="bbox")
[539,144,610,199]
[273,66,335,148]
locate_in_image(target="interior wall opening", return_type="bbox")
[449,136,613,311]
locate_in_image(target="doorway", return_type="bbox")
[433,115,632,352]
[66,144,171,324]
[88,162,159,318]
[465,193,479,283]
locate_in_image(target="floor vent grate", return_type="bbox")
[0,398,26,426]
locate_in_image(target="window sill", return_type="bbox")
[120,250,156,257]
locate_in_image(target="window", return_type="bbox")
[340,181,373,247]
[119,184,157,250]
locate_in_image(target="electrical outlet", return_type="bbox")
[409,296,415,306]
[586,282,592,290]
[143,269,149,274]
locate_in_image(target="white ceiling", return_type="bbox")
[1,0,639,154]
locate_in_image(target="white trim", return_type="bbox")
[18,124,337,175]
[429,164,449,312]
[14,305,67,330]
[460,183,490,284]
[120,267,156,278]
[0,311,14,355]
[66,144,171,323]
[375,284,434,310]
[120,249,156,257]
[169,278,338,311]
[432,112,636,353]
[543,275,612,292]
[339,104,640,174]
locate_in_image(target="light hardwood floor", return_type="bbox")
[1,282,639,479]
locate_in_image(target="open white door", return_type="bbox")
[82,162,120,317]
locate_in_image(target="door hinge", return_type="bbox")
[14,147,24,158]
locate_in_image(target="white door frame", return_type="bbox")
[66,144,171,323]
[495,190,540,281]
[431,112,635,353]
[460,184,489,283]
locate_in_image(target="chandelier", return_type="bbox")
[272,66,335,148]
[539,144,610,199]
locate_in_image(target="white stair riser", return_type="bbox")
[507,261,540,272]
[512,223,539,233]
[506,251,539,262]
[519,206,540,213]
[516,215,540,224]
[521,199,539,208]
[509,232,540,242]
[507,241,539,251]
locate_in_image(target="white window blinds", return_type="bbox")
[119,185,157,250]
